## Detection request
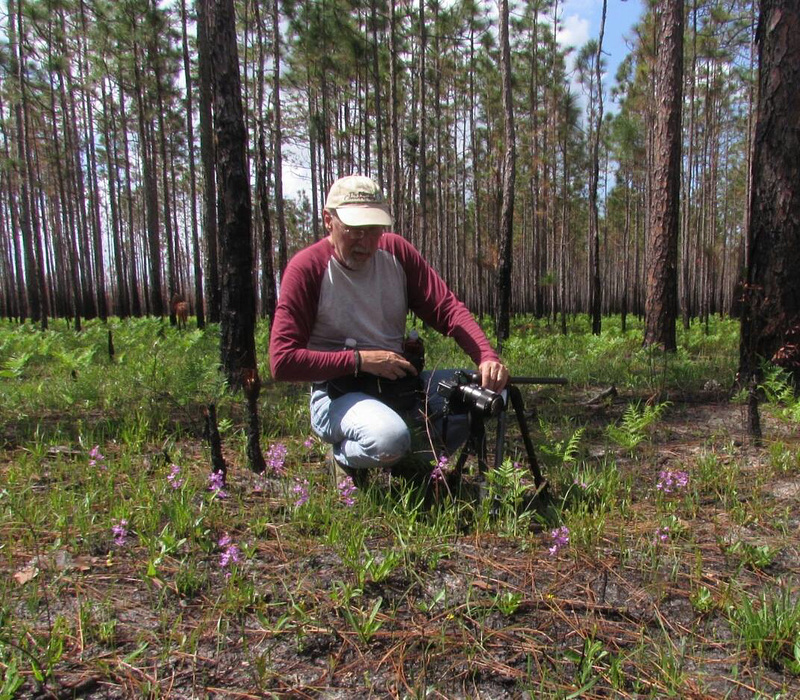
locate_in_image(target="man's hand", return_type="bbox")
[359,350,417,380]
[478,360,509,393]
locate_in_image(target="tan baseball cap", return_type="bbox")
[325,175,393,227]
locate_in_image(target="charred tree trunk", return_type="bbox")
[739,0,800,436]
[495,0,516,343]
[197,0,220,323]
[272,0,288,278]
[257,126,277,325]
[208,0,264,471]
[589,1,607,336]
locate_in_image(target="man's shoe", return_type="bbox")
[326,448,369,489]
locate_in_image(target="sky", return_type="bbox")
[283,0,645,198]
[557,0,644,104]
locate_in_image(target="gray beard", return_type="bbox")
[342,250,372,270]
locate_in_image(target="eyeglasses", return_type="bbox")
[335,218,385,239]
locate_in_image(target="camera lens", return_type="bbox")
[459,384,504,417]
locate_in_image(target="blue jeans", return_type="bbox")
[309,369,470,472]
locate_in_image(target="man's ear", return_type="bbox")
[322,209,334,232]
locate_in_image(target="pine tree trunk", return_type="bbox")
[417,0,428,256]
[370,0,384,188]
[10,0,42,326]
[681,0,699,329]
[589,0,607,336]
[150,1,177,324]
[181,0,205,328]
[209,0,264,471]
[78,0,107,321]
[209,0,258,388]
[197,0,221,323]
[101,79,129,318]
[644,0,683,351]
[131,41,164,318]
[257,126,277,325]
[739,0,800,396]
[389,0,401,230]
[120,88,143,317]
[272,0,288,278]
[495,0,516,343]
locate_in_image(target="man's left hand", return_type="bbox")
[478,360,509,393]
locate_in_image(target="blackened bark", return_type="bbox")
[209,0,264,472]
[272,0,288,278]
[197,0,220,323]
[495,0,516,343]
[244,370,266,473]
[589,1,607,336]
[258,126,277,325]
[644,0,683,351]
[209,0,257,384]
[739,0,800,403]
[205,403,227,478]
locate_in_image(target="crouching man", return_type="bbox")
[268,175,508,486]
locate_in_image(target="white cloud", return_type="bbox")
[557,14,590,52]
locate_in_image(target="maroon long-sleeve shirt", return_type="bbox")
[269,233,500,382]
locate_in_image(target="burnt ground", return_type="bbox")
[2,388,800,699]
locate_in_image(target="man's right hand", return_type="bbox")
[359,350,417,380]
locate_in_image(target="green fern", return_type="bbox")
[606,401,670,451]
[538,426,585,465]
[561,427,585,464]
[0,352,32,379]
[761,365,800,422]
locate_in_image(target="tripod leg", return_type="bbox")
[494,405,507,470]
[508,385,546,490]
[470,411,489,476]
[453,446,470,477]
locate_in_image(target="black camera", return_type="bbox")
[437,370,504,418]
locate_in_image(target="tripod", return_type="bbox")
[443,377,566,497]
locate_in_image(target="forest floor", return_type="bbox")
[2,382,800,699]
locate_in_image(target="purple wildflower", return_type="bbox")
[303,437,315,449]
[112,518,128,547]
[657,469,689,495]
[654,526,670,544]
[266,443,289,476]
[218,533,241,575]
[89,445,106,469]
[430,454,449,483]
[573,477,589,490]
[338,476,357,507]
[548,526,570,556]
[292,478,310,507]
[208,471,228,498]
[167,464,184,490]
